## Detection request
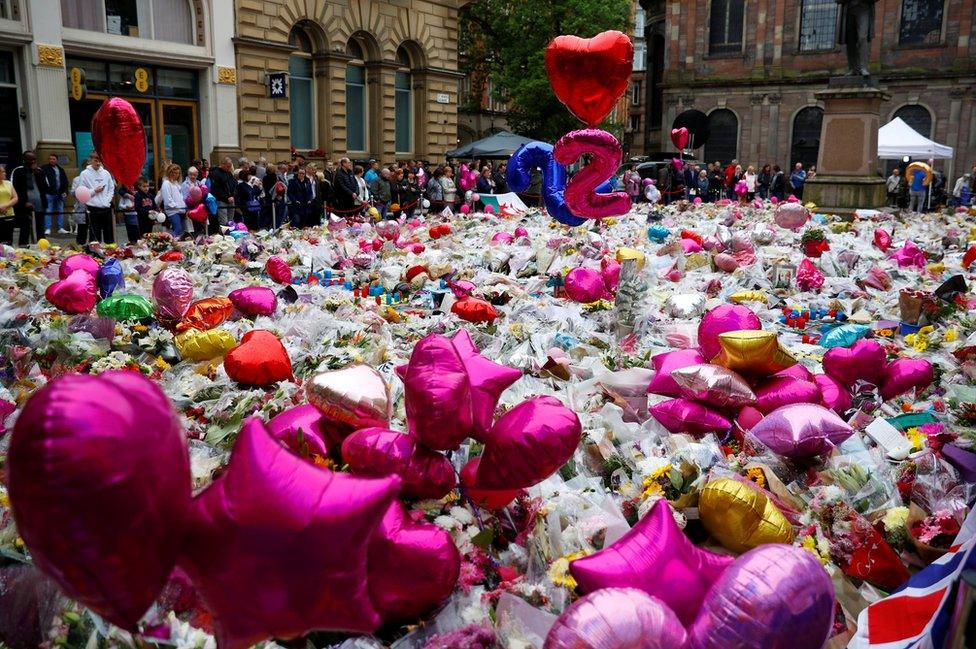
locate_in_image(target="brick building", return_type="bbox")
[634,0,976,179]
[234,0,467,165]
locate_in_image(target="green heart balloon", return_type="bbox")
[96,294,155,322]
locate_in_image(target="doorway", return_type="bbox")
[0,51,23,172]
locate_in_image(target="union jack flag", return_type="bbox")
[849,507,976,649]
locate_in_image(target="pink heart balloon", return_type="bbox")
[750,403,853,458]
[45,269,97,314]
[813,373,853,414]
[266,255,293,285]
[600,257,621,293]
[178,418,400,648]
[476,396,582,489]
[880,358,934,401]
[367,501,460,626]
[773,202,808,230]
[822,339,887,387]
[754,376,822,414]
[775,363,814,382]
[650,398,732,434]
[714,253,739,272]
[267,404,331,459]
[688,544,834,649]
[544,587,688,649]
[8,371,191,631]
[59,253,100,279]
[570,499,734,627]
[152,266,194,323]
[398,334,474,450]
[698,305,761,361]
[229,286,278,317]
[565,267,608,303]
[341,427,457,500]
[451,329,521,439]
[647,349,707,397]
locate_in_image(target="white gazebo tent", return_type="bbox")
[877,117,954,209]
[877,117,953,160]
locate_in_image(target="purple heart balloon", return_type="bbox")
[152,266,194,323]
[822,339,887,387]
[698,305,761,360]
[879,358,934,401]
[58,253,100,279]
[814,373,852,414]
[544,588,688,649]
[8,371,191,631]
[688,544,834,649]
[229,286,278,317]
[564,267,608,303]
[476,396,581,489]
[341,427,457,500]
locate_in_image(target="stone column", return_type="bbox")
[208,0,242,163]
[24,0,74,168]
[945,90,964,183]
[766,94,781,165]
[366,60,397,161]
[319,53,349,159]
[804,86,890,212]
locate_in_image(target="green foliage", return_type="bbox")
[459,0,631,142]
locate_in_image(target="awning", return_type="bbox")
[877,117,953,160]
[446,131,536,159]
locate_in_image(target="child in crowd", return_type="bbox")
[117,183,140,244]
[133,177,155,237]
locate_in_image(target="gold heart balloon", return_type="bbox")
[698,478,794,553]
[306,365,391,431]
[712,329,796,377]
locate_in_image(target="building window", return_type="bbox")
[704,109,738,164]
[634,1,645,38]
[631,81,641,105]
[395,47,412,154]
[288,26,315,150]
[709,0,745,55]
[798,0,838,51]
[893,104,932,137]
[629,114,641,132]
[633,39,646,71]
[60,0,194,44]
[345,38,367,152]
[899,0,944,45]
[790,107,824,169]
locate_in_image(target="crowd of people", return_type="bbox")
[0,150,523,246]
[3,147,974,247]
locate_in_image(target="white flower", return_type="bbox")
[433,515,460,532]
[450,506,475,526]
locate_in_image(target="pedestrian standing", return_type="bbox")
[287,167,313,227]
[11,150,47,246]
[117,182,140,244]
[209,157,236,229]
[370,168,392,219]
[79,152,115,244]
[41,153,69,235]
[334,157,360,215]
[790,163,807,200]
[886,168,903,208]
[908,165,928,213]
[757,164,772,199]
[236,169,262,230]
[354,165,370,205]
[441,165,458,209]
[0,165,18,245]
[159,163,187,238]
[492,162,509,194]
[770,165,786,201]
[744,165,757,200]
[134,177,155,237]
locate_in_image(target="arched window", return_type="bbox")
[798,0,838,51]
[395,46,413,154]
[899,0,944,45]
[704,109,738,164]
[61,0,194,43]
[289,24,315,150]
[345,37,367,152]
[709,0,745,55]
[790,107,824,169]
[893,104,932,138]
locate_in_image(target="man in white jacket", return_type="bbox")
[79,152,116,244]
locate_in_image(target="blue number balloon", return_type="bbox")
[506,142,615,226]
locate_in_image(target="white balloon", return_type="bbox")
[422,199,431,209]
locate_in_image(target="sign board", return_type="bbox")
[436,93,450,104]
[268,72,287,98]
[69,67,86,101]
[134,67,150,93]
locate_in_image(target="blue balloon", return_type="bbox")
[647,225,670,243]
[204,193,218,216]
[229,230,248,240]
[96,258,125,300]
[819,324,870,349]
[507,141,615,226]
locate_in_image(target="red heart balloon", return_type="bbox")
[670,127,690,150]
[224,330,293,386]
[545,31,634,128]
[366,502,460,626]
[91,98,146,187]
[177,297,234,333]
[451,296,498,323]
[45,269,97,314]
[460,457,520,510]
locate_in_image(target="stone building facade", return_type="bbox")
[636,0,976,179]
[234,0,467,165]
[0,0,238,179]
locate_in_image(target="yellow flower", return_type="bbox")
[154,357,171,371]
[918,326,934,336]
[548,551,588,589]
[648,463,673,480]
[0,491,9,508]
[641,480,664,500]
[745,467,767,488]
[906,427,924,451]
[800,535,828,565]
[913,336,928,353]
[944,328,958,343]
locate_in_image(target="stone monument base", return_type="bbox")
[810,84,891,213]
[803,174,887,214]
